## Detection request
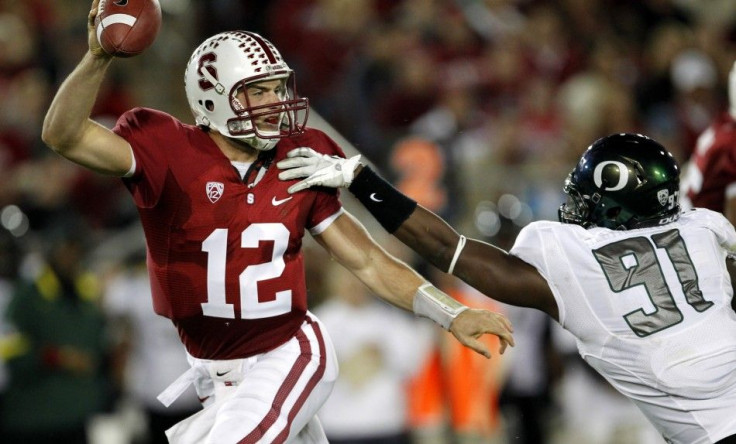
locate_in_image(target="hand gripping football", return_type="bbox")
[95,0,162,57]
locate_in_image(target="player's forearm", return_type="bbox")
[393,206,462,272]
[42,52,112,152]
[356,250,470,330]
[319,211,422,311]
[341,236,423,311]
[363,264,423,312]
[348,166,461,271]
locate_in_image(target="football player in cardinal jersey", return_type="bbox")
[681,60,736,226]
[41,1,514,443]
[279,133,736,444]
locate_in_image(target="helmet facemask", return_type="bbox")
[226,74,309,151]
[558,174,592,227]
[559,180,644,230]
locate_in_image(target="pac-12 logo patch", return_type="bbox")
[206,181,224,203]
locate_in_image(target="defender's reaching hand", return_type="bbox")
[278,147,362,193]
[449,309,515,359]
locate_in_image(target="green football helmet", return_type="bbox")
[558,133,681,230]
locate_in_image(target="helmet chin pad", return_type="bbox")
[224,110,288,151]
[244,134,279,151]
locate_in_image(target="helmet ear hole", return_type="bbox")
[205,100,215,112]
[605,207,621,219]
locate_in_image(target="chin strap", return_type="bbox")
[243,149,275,187]
[248,135,279,151]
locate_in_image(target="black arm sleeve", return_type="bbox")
[348,166,417,233]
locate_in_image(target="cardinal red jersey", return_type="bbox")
[113,108,343,360]
[681,112,736,212]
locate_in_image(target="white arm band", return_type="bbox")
[447,235,466,275]
[412,282,469,330]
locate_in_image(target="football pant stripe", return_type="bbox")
[238,317,326,443]
[273,316,327,443]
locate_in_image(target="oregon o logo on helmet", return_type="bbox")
[593,161,629,191]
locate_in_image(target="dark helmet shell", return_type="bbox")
[558,133,681,230]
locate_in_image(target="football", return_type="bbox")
[95,0,162,57]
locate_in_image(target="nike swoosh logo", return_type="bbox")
[216,370,230,377]
[370,193,383,202]
[113,0,128,5]
[272,196,293,206]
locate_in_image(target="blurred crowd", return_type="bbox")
[1,0,735,443]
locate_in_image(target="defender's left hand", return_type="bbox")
[449,309,515,359]
[277,147,361,193]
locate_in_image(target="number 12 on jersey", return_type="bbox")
[593,229,714,337]
[201,224,292,319]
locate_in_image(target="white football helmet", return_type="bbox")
[184,31,309,151]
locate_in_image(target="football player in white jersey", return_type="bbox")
[278,133,736,444]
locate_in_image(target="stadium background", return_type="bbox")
[0,1,735,443]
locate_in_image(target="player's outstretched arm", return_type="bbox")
[41,0,133,177]
[278,149,558,318]
[314,212,514,358]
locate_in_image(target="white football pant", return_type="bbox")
[164,314,338,443]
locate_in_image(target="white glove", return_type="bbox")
[277,147,361,194]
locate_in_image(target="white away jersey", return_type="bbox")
[510,209,736,444]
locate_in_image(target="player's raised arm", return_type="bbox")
[313,211,515,358]
[42,0,155,176]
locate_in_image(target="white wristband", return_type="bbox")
[412,283,469,330]
[447,235,466,275]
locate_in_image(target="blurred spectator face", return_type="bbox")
[645,22,690,73]
[48,231,87,280]
[1,68,50,133]
[0,230,19,279]
[316,0,374,37]
[0,13,34,70]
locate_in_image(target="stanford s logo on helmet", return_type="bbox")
[184,31,309,151]
[196,53,220,92]
[558,133,681,230]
